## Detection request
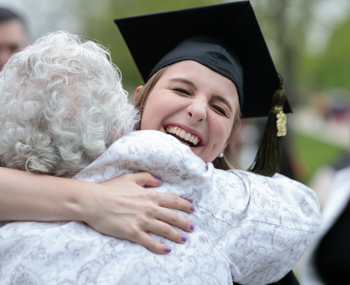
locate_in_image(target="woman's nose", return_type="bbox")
[187,100,207,122]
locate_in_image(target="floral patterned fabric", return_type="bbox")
[0,131,320,285]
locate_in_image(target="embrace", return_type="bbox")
[0,2,320,285]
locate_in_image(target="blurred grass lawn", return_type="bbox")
[292,132,344,185]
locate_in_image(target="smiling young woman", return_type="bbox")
[136,60,240,164]
[134,63,242,170]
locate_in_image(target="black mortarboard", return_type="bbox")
[114,1,292,119]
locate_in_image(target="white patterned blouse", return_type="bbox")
[0,131,320,285]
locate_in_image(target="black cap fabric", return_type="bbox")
[114,1,292,118]
[149,36,245,107]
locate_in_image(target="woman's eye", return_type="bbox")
[211,104,227,116]
[174,88,191,95]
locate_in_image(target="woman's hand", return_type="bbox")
[0,168,193,254]
[81,172,195,254]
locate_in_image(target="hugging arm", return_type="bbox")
[0,167,194,254]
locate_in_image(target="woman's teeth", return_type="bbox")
[166,126,199,146]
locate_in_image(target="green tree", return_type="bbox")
[251,0,318,106]
[300,16,350,91]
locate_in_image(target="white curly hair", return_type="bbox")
[0,31,138,177]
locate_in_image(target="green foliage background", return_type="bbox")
[300,17,350,91]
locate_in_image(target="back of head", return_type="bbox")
[0,7,22,23]
[0,31,138,177]
[0,7,28,70]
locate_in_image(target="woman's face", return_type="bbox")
[136,60,239,163]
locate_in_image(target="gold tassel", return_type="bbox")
[248,75,287,177]
[276,106,287,137]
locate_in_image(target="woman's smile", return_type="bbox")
[165,125,202,147]
[138,60,239,163]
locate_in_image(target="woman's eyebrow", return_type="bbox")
[169,78,197,90]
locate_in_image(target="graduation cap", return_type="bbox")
[115,1,291,176]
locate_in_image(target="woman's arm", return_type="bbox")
[0,168,194,254]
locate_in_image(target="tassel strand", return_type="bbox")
[248,76,287,177]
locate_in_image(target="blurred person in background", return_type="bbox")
[301,96,350,284]
[302,166,350,284]
[0,7,28,70]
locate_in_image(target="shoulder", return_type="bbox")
[74,130,208,182]
[224,170,321,233]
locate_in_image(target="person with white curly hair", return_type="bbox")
[0,31,195,256]
[0,31,137,176]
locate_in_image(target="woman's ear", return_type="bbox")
[133,86,144,101]
[223,137,230,152]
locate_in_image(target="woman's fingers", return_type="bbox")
[145,218,188,245]
[125,172,162,188]
[120,172,195,214]
[128,230,173,255]
[83,172,196,253]
[151,206,194,233]
[116,173,195,232]
[157,192,195,214]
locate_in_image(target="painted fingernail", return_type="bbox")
[190,222,195,231]
[155,177,162,182]
[190,204,195,212]
[165,246,172,253]
[181,234,187,242]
